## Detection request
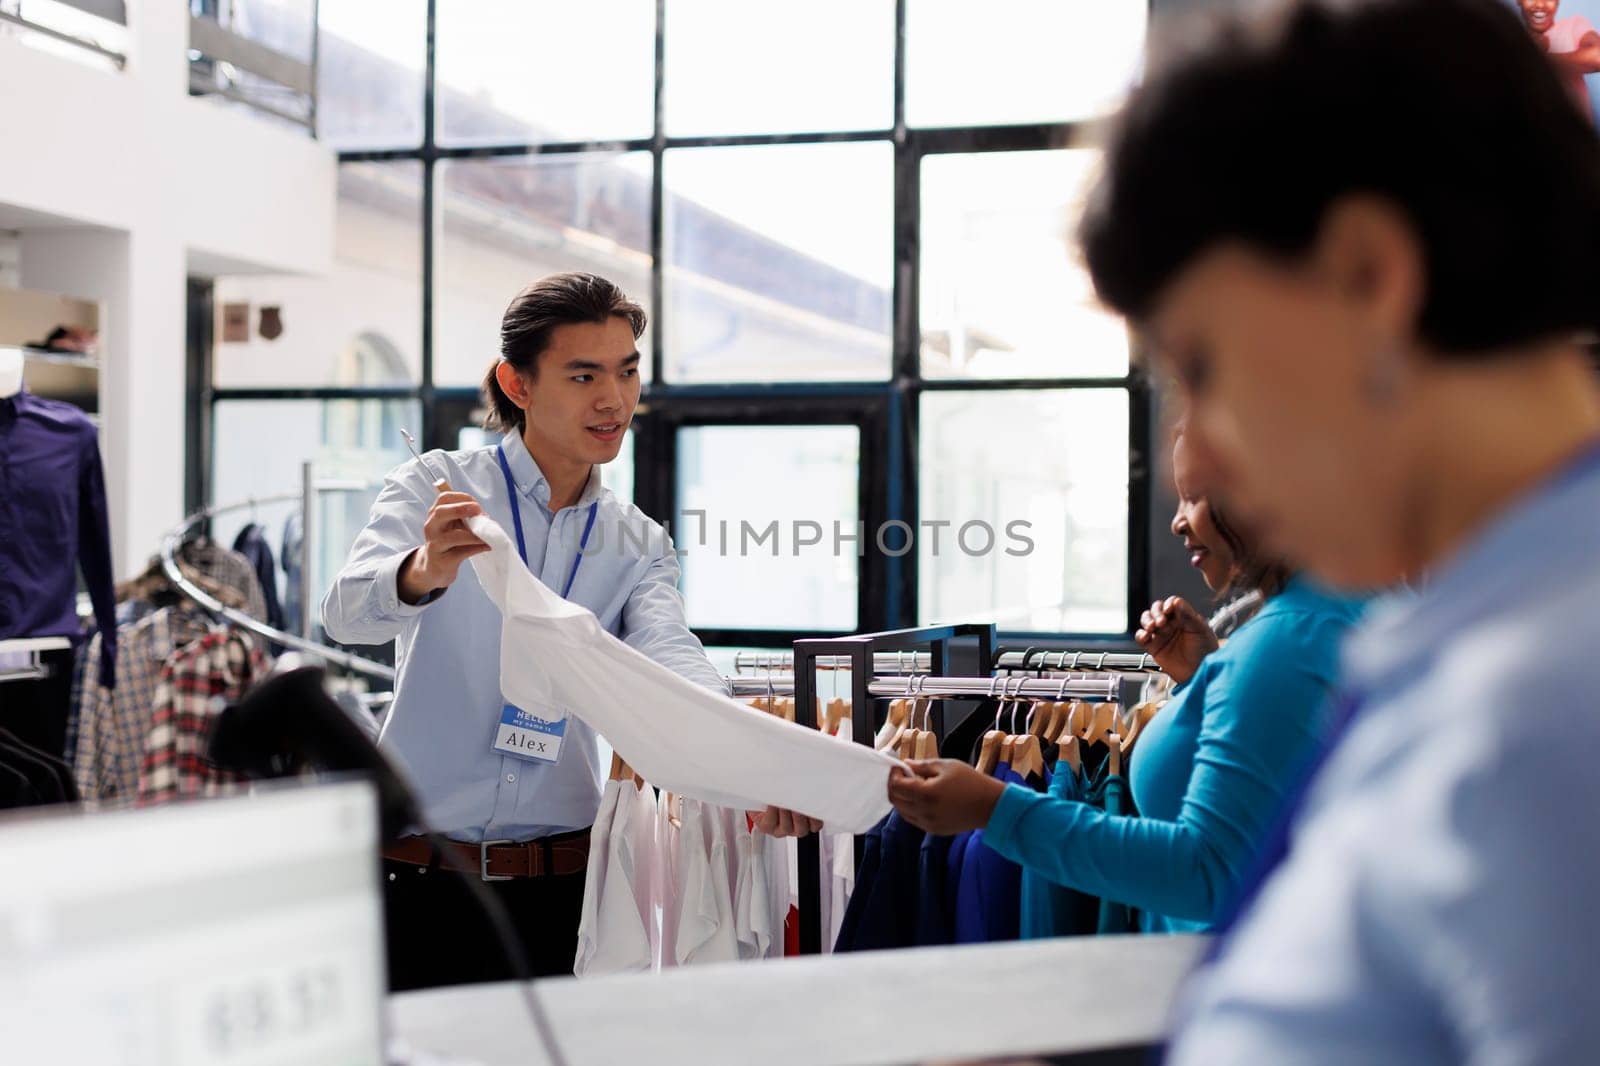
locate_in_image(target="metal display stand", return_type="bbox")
[790,623,996,954]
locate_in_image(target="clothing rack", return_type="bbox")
[0,637,73,684]
[161,487,396,683]
[790,624,996,954]
[865,674,1121,702]
[734,648,1165,675]
[727,677,798,698]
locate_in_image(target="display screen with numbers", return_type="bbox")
[0,781,385,1066]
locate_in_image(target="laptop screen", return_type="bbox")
[0,780,385,1066]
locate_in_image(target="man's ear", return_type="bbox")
[495,360,533,413]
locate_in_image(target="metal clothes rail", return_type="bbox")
[160,478,395,683]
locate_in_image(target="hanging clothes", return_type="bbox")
[574,778,657,977]
[232,523,286,632]
[0,727,76,808]
[834,812,925,952]
[1019,765,1099,940]
[177,538,270,624]
[280,510,304,637]
[670,798,741,966]
[75,606,215,808]
[952,769,1026,946]
[136,629,269,805]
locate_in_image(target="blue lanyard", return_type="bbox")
[495,444,599,600]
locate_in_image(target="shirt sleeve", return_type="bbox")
[319,461,439,647]
[984,609,1343,924]
[619,529,729,696]
[77,428,118,688]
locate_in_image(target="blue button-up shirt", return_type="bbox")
[321,430,727,842]
[1168,441,1600,1065]
[0,386,117,685]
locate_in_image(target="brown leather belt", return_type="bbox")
[384,829,590,881]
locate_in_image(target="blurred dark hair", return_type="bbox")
[1081,0,1600,354]
[1210,496,1293,600]
[484,272,647,432]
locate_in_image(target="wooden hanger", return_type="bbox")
[913,695,939,759]
[608,751,628,781]
[1107,732,1124,778]
[1014,733,1045,779]
[1030,700,1053,738]
[1122,701,1163,754]
[875,698,908,749]
[776,697,796,723]
[1059,734,1082,775]
[1081,701,1119,745]
[823,697,849,736]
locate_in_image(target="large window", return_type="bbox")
[197,2,1151,650]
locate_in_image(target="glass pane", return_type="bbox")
[664,143,892,383]
[433,153,654,387]
[0,0,129,71]
[316,0,426,150]
[213,163,422,387]
[919,390,1128,634]
[676,425,859,631]
[921,150,1128,379]
[188,0,317,132]
[906,0,1145,128]
[664,0,894,136]
[436,0,655,146]
[210,398,420,640]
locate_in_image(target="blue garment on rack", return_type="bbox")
[985,575,1363,932]
[835,811,925,952]
[915,831,958,946]
[232,523,285,632]
[1020,764,1100,939]
[953,765,1025,944]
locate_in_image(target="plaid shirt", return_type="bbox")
[136,628,268,806]
[178,540,269,624]
[73,607,216,808]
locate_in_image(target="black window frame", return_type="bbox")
[190,0,1154,651]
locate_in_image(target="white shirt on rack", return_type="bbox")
[672,799,740,967]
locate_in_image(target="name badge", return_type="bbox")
[493,702,568,764]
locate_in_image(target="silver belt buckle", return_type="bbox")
[480,838,514,882]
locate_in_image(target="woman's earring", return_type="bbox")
[1364,342,1406,407]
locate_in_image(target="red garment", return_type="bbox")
[784,904,799,957]
[137,630,268,805]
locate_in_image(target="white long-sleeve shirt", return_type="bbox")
[321,429,726,842]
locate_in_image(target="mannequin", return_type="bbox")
[0,346,117,759]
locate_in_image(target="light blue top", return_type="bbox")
[984,575,1363,932]
[321,429,726,842]
[1168,440,1600,1066]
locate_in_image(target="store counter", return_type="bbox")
[387,934,1208,1066]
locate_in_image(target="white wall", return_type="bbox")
[0,4,336,576]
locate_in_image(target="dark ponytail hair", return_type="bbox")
[483,272,647,432]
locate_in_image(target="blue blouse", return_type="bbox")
[984,576,1364,932]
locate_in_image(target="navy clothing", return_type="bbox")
[232,523,285,632]
[835,812,926,952]
[0,387,117,686]
[953,766,1026,944]
[916,832,958,946]
[833,818,883,952]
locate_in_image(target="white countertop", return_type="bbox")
[387,934,1208,1066]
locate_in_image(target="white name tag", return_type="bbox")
[493,702,568,764]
